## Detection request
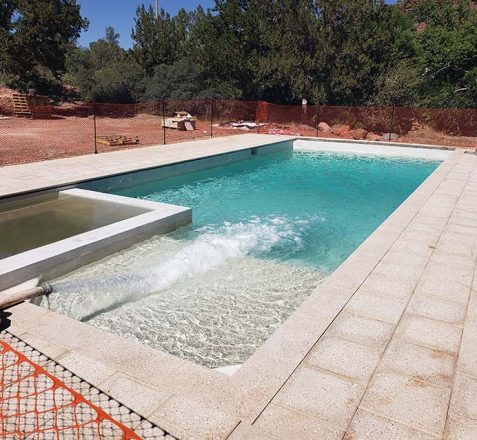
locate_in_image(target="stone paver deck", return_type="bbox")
[231,149,477,439]
[1,136,476,439]
[0,134,292,199]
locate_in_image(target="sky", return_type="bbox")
[77,0,396,49]
[77,0,215,48]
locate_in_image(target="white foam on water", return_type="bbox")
[48,216,310,322]
[45,215,326,367]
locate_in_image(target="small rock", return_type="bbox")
[349,128,368,140]
[366,132,381,141]
[331,124,351,136]
[341,130,355,139]
[381,133,399,141]
[318,122,331,133]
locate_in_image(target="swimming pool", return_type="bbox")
[45,150,440,368]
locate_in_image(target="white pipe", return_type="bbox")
[0,283,53,310]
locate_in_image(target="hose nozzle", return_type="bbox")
[40,282,53,296]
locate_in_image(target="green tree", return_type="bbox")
[409,0,477,107]
[185,1,322,102]
[35,0,477,108]
[132,5,175,73]
[0,1,16,84]
[405,0,472,28]
[186,3,245,99]
[316,0,416,105]
[240,0,323,103]
[374,59,424,106]
[143,59,218,100]
[65,27,144,103]
[0,0,88,93]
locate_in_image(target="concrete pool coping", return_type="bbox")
[1,134,476,439]
[0,134,454,200]
[0,135,295,200]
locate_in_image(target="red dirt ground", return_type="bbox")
[0,115,475,167]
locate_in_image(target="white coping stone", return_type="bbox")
[63,188,164,211]
[293,139,453,160]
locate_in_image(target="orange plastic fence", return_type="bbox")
[1,98,477,166]
[0,339,141,439]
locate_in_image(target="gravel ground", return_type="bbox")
[0,114,475,167]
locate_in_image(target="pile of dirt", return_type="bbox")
[0,85,15,115]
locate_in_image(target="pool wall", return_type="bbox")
[294,138,452,160]
[80,140,293,193]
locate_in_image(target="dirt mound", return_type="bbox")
[0,85,15,98]
[0,87,14,115]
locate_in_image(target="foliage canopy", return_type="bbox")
[0,0,87,94]
[2,0,476,108]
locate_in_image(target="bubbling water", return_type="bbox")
[48,216,317,323]
[46,216,324,367]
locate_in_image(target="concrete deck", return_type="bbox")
[0,134,293,199]
[1,135,477,439]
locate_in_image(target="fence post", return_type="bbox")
[315,104,321,138]
[388,103,396,141]
[210,100,214,138]
[256,100,260,134]
[162,100,166,145]
[93,102,97,154]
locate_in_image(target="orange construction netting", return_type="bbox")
[0,339,141,439]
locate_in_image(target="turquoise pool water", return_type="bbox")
[117,151,439,271]
[47,151,440,368]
